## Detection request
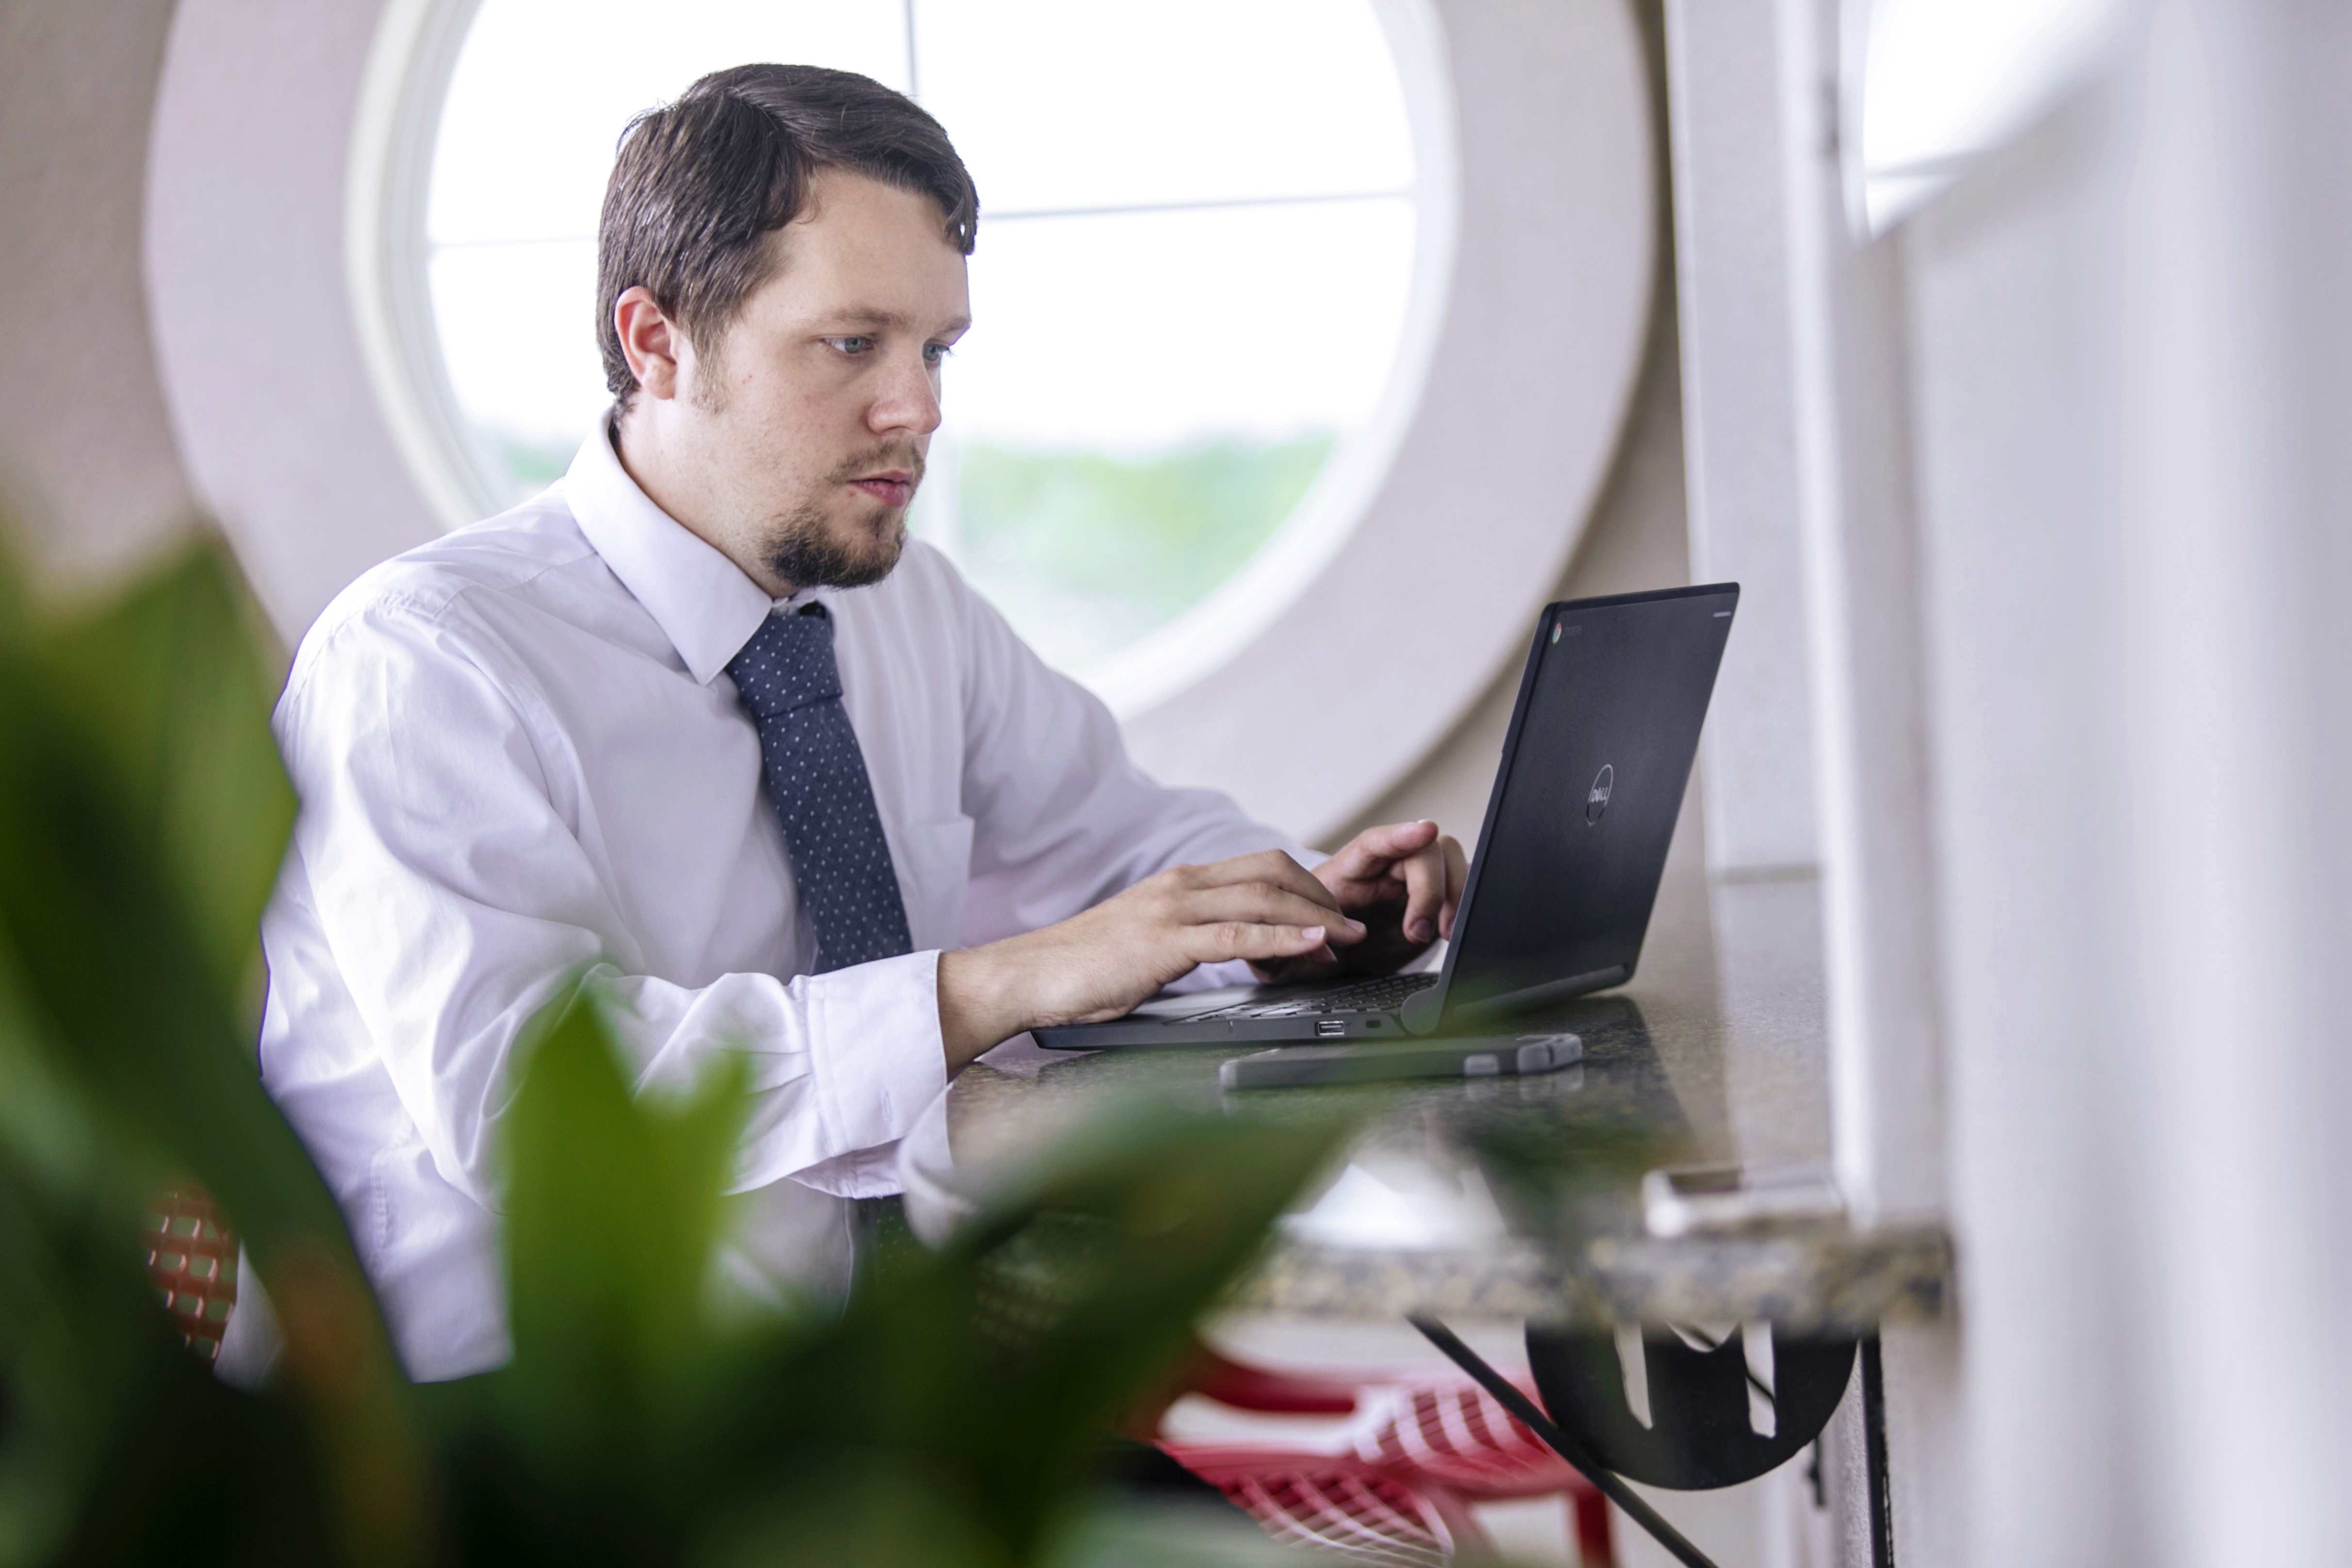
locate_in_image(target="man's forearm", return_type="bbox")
[935,943,1034,1070]
[931,851,1357,1073]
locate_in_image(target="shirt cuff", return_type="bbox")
[802,948,949,1160]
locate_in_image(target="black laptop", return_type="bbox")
[1033,582,1738,1050]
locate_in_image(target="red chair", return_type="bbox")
[1173,1448,1472,1567]
[1162,1352,1617,1565]
[144,1187,238,1359]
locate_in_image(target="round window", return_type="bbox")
[414,0,1425,686]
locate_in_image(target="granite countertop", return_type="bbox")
[899,853,1953,1332]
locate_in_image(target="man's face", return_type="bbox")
[652,169,971,594]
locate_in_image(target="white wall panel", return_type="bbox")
[147,0,445,641]
[1663,0,1820,878]
[0,0,196,589]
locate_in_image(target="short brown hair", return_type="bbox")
[596,64,979,404]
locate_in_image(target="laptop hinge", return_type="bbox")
[1431,965,1631,1030]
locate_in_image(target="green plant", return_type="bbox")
[0,527,1336,1566]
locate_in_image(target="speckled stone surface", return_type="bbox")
[901,857,1955,1330]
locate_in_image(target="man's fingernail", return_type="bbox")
[1302,926,1325,943]
[1347,918,1367,933]
[1408,918,1434,943]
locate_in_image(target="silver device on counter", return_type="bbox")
[1219,1030,1583,1090]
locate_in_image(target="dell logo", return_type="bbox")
[1586,764,1615,824]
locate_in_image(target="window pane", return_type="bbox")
[939,198,1413,670]
[914,0,1414,213]
[418,0,1421,681]
[952,199,1414,448]
[429,0,907,245]
[955,435,1336,671]
[428,239,603,475]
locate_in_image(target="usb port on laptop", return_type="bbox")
[1315,1019,1348,1037]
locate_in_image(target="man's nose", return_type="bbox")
[868,349,942,437]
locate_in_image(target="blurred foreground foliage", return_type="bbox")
[0,528,1336,1566]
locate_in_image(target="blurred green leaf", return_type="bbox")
[494,987,750,1488]
[0,600,342,1278]
[433,986,1345,1567]
[0,1143,343,1567]
[1041,1504,1304,1568]
[33,538,293,1009]
[0,527,428,1567]
[688,1455,1008,1568]
[685,1104,1346,1563]
[0,948,101,1202]
[0,1143,142,1565]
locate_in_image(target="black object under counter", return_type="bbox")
[896,869,1951,1335]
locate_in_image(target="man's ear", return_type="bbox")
[614,286,684,402]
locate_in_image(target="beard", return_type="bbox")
[760,443,923,590]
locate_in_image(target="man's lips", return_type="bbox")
[848,473,915,508]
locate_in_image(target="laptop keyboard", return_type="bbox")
[1189,970,1440,1020]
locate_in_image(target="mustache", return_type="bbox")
[828,444,928,492]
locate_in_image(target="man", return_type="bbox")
[249,64,1464,1381]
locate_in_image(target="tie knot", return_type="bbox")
[728,607,842,719]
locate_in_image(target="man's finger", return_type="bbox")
[1186,848,1348,914]
[1179,882,1367,943]
[1397,837,1449,946]
[1320,819,1440,884]
[1184,920,1340,966]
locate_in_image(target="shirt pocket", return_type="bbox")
[894,815,975,953]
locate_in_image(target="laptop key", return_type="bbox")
[1190,971,1441,1021]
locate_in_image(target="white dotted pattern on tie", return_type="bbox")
[729,604,913,973]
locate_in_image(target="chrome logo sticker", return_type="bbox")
[1586,764,1615,824]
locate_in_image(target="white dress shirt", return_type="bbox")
[253,423,1300,1381]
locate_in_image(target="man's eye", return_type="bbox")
[923,342,954,365]
[824,336,875,356]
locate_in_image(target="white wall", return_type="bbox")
[1662,0,1819,881]
[146,0,450,644]
[0,0,196,591]
[1898,3,2352,1560]
[1682,0,2352,1562]
[1901,95,2136,1567]
[1343,223,1691,853]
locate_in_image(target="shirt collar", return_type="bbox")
[561,414,782,686]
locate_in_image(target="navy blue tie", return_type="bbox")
[728,603,912,973]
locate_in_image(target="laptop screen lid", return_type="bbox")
[1401,583,1738,1034]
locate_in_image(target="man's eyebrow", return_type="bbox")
[823,308,972,336]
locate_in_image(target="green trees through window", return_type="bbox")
[957,434,1334,670]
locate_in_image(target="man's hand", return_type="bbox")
[1249,819,1467,984]
[935,849,1364,1068]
